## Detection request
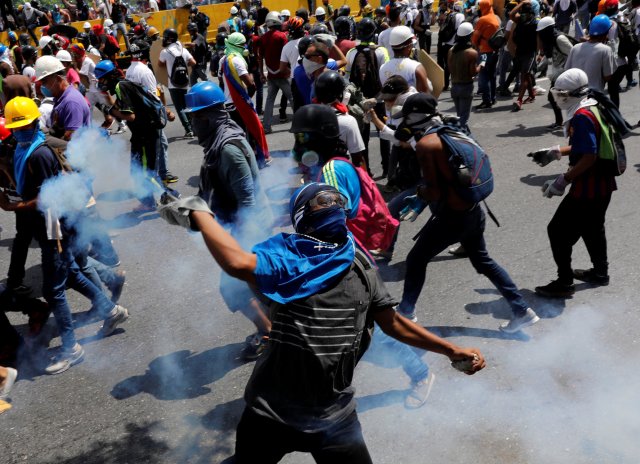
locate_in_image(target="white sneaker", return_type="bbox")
[45,343,84,375]
[499,308,540,333]
[533,85,546,95]
[113,122,127,134]
[98,305,129,337]
[0,367,17,399]
[405,372,436,409]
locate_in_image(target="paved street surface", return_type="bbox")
[2,81,640,464]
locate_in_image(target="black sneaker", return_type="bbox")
[8,283,32,296]
[242,333,269,360]
[475,101,493,110]
[162,173,179,184]
[573,269,609,286]
[535,280,575,298]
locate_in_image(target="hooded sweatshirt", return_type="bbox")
[472,0,500,53]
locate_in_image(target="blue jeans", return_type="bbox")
[498,48,512,88]
[156,130,169,178]
[365,325,429,384]
[451,82,474,129]
[478,52,498,104]
[399,204,528,317]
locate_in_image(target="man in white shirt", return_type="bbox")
[158,28,196,137]
[378,5,402,56]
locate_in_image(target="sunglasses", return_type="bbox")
[307,191,348,209]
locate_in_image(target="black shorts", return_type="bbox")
[517,52,536,75]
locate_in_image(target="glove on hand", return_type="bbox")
[541,174,568,198]
[399,195,428,222]
[158,195,214,231]
[528,145,561,167]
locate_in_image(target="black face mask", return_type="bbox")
[191,116,211,146]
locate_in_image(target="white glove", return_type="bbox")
[157,195,214,231]
[528,145,562,167]
[541,174,568,198]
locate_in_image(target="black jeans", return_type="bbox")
[234,408,373,464]
[189,64,208,87]
[168,87,192,133]
[437,42,453,88]
[7,210,35,289]
[607,63,629,108]
[548,193,612,283]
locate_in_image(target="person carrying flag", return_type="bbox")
[218,32,271,168]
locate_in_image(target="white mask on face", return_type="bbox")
[302,57,324,77]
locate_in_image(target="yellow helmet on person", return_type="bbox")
[4,97,41,129]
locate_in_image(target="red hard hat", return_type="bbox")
[604,0,619,8]
[0,117,13,141]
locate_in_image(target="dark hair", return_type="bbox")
[388,6,401,22]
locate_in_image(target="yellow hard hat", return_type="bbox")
[147,26,159,38]
[4,97,41,129]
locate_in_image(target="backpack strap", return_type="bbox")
[352,248,375,308]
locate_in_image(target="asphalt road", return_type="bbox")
[2,79,640,464]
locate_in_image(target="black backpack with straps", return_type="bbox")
[169,47,190,87]
[349,44,382,99]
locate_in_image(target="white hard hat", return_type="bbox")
[103,18,114,28]
[554,68,588,92]
[55,50,73,62]
[390,25,414,47]
[423,0,434,5]
[315,6,326,16]
[230,5,238,14]
[265,11,283,27]
[536,16,555,31]
[38,35,53,49]
[281,9,290,16]
[34,55,65,81]
[457,22,474,37]
[83,21,91,29]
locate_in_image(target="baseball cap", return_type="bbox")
[391,93,438,119]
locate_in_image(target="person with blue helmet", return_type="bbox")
[158,180,485,462]
[185,81,273,360]
[95,59,178,212]
[565,14,615,94]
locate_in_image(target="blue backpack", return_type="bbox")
[425,123,494,204]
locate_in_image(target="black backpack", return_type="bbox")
[614,18,640,58]
[488,27,506,51]
[439,12,457,43]
[349,44,382,99]
[169,48,190,87]
[117,80,168,130]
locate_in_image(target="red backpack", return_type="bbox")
[320,158,399,251]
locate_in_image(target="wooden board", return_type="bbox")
[150,40,168,87]
[419,49,445,99]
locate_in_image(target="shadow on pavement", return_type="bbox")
[40,422,170,464]
[519,173,559,187]
[356,389,408,413]
[496,123,549,138]
[111,343,245,401]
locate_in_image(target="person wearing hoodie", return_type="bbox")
[471,0,500,109]
[184,81,273,360]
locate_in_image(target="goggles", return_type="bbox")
[307,191,348,210]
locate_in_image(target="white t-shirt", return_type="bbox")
[446,13,465,46]
[159,42,194,89]
[337,113,365,154]
[280,38,301,73]
[218,54,248,104]
[344,44,389,80]
[379,57,421,88]
[22,65,36,95]
[377,26,395,57]
[126,60,158,95]
[79,56,98,92]
[148,0,159,12]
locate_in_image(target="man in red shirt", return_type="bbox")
[258,11,295,134]
[332,16,357,58]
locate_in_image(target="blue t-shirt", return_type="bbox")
[293,59,339,105]
[319,159,361,219]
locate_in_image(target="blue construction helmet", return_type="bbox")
[185,81,226,113]
[0,44,7,56]
[589,14,612,36]
[94,60,116,79]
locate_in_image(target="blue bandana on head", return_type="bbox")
[251,182,355,304]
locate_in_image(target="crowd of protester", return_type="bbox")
[0,0,635,461]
